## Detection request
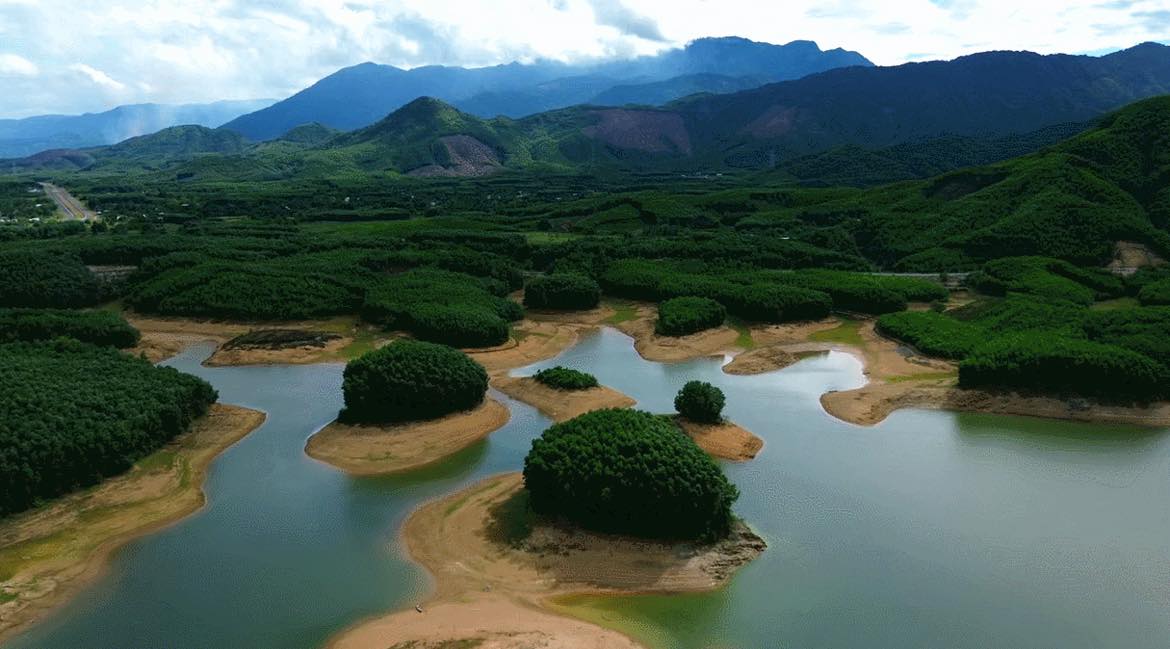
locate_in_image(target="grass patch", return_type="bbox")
[809,319,864,347]
[603,302,639,325]
[135,449,177,472]
[0,590,16,604]
[1091,297,1140,311]
[885,371,959,383]
[728,318,755,349]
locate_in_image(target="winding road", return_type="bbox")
[40,182,96,221]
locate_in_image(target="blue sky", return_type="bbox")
[0,0,1166,118]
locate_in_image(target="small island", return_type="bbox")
[493,366,636,422]
[328,408,764,649]
[673,381,764,461]
[305,340,509,474]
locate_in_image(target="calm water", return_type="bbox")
[8,329,1170,649]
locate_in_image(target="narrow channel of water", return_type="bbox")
[8,329,1170,649]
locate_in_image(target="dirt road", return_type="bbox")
[40,182,96,221]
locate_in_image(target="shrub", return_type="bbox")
[534,366,599,390]
[1138,279,1170,306]
[0,251,100,308]
[1082,307,1170,368]
[876,311,984,359]
[959,332,1168,401]
[523,409,739,540]
[656,297,726,336]
[0,339,217,516]
[675,380,726,423]
[339,340,489,423]
[0,308,141,348]
[524,274,601,310]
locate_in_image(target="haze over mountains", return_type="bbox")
[0,100,273,159]
[222,37,872,140]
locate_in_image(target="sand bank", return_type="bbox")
[0,404,265,644]
[327,473,764,649]
[469,320,590,374]
[609,303,741,363]
[675,417,764,461]
[124,314,388,365]
[822,380,1170,428]
[305,399,510,475]
[492,376,636,422]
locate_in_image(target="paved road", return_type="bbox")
[40,182,97,221]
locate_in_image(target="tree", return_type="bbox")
[675,380,725,423]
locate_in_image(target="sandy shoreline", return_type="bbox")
[305,399,511,476]
[676,417,764,461]
[492,375,636,422]
[124,313,388,366]
[0,404,266,644]
[327,473,765,649]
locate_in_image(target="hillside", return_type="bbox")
[5,125,251,172]
[0,99,272,158]
[674,43,1170,166]
[221,38,871,139]
[765,96,1170,270]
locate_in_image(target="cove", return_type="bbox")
[7,329,1170,649]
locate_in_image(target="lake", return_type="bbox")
[8,328,1170,649]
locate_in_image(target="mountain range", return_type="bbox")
[221,37,871,140]
[8,42,1170,185]
[0,99,273,158]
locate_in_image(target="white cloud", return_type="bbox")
[69,63,127,91]
[0,53,38,76]
[0,0,1166,117]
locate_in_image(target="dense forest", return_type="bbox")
[339,340,489,423]
[0,339,217,516]
[523,408,739,541]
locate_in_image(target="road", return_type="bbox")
[40,182,97,221]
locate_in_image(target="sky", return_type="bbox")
[0,0,1167,118]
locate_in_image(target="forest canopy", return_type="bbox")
[523,408,739,541]
[0,339,217,516]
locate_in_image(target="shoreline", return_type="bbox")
[326,473,764,649]
[492,375,636,422]
[0,404,266,644]
[675,417,764,461]
[305,398,511,476]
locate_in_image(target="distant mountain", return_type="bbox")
[222,38,872,139]
[673,42,1170,166]
[0,100,273,158]
[589,74,761,107]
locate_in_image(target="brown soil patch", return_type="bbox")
[407,135,503,178]
[1109,241,1167,275]
[610,304,740,363]
[305,399,510,475]
[327,473,764,649]
[581,109,692,155]
[468,320,589,374]
[675,417,764,461]
[822,380,1170,428]
[492,376,636,422]
[723,345,800,375]
[0,404,265,643]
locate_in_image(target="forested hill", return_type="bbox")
[780,95,1170,270]
[671,42,1170,166]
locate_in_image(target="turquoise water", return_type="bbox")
[8,328,1170,648]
